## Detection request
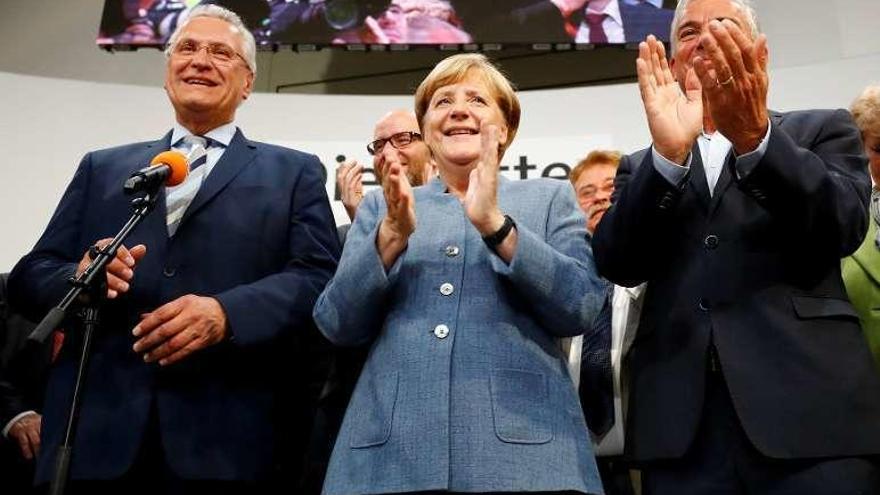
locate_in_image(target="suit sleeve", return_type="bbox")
[736,109,871,258]
[213,155,341,347]
[593,148,685,287]
[488,182,605,337]
[8,155,94,322]
[312,191,397,347]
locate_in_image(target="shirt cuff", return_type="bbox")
[733,120,772,180]
[651,146,691,187]
[2,411,37,438]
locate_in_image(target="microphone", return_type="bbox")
[123,150,189,195]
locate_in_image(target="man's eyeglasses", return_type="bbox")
[170,39,250,70]
[367,131,422,155]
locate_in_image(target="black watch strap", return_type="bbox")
[482,214,515,249]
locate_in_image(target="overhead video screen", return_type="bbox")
[98,0,674,48]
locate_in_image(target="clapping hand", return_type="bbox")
[636,35,703,165]
[693,19,769,154]
[377,158,416,269]
[337,159,364,221]
[464,122,505,235]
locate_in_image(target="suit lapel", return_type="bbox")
[134,132,174,242]
[708,113,784,217]
[179,128,258,227]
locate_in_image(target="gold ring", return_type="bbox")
[719,75,734,86]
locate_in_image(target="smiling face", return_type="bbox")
[164,16,254,133]
[421,72,509,173]
[372,110,432,186]
[670,0,754,87]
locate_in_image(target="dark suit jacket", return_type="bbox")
[455,1,672,43]
[0,272,45,493]
[593,109,880,461]
[9,129,341,482]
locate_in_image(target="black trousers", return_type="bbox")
[46,402,271,495]
[642,367,880,495]
[596,456,636,495]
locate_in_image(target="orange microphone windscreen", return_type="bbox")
[150,151,189,187]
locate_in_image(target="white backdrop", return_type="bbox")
[1,49,879,269]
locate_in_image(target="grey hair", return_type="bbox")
[670,0,760,53]
[164,4,257,76]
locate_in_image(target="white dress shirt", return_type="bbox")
[575,0,626,43]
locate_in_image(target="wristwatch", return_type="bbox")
[482,214,515,249]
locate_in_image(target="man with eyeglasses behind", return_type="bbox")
[337,109,435,228]
[9,5,340,494]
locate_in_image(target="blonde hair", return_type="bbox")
[851,85,880,139]
[569,150,622,185]
[414,54,521,157]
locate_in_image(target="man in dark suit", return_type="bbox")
[592,0,880,493]
[0,272,47,495]
[454,0,673,44]
[9,5,339,493]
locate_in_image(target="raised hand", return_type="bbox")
[76,239,147,299]
[693,19,769,154]
[464,122,505,235]
[132,295,228,366]
[549,0,589,18]
[336,159,364,221]
[376,159,416,269]
[636,35,703,165]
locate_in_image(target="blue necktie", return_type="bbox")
[580,284,615,437]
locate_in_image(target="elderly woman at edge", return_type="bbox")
[313,53,605,495]
[844,84,880,365]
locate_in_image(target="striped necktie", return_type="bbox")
[166,135,209,236]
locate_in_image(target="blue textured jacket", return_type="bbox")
[314,176,605,494]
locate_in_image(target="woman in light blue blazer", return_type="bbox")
[314,53,606,495]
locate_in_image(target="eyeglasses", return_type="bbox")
[367,131,422,155]
[170,39,250,70]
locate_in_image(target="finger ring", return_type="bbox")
[719,75,735,86]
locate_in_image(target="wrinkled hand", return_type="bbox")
[132,295,228,366]
[693,19,769,154]
[377,159,416,269]
[464,123,506,235]
[337,159,364,221]
[8,413,41,461]
[636,35,703,165]
[76,239,147,299]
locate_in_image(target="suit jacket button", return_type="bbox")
[433,324,450,339]
[163,267,176,277]
[445,245,460,257]
[699,298,711,311]
[439,283,454,296]
[704,235,719,249]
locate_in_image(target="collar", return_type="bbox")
[586,0,623,26]
[171,121,238,148]
[427,174,510,195]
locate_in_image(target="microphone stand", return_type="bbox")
[29,189,162,495]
